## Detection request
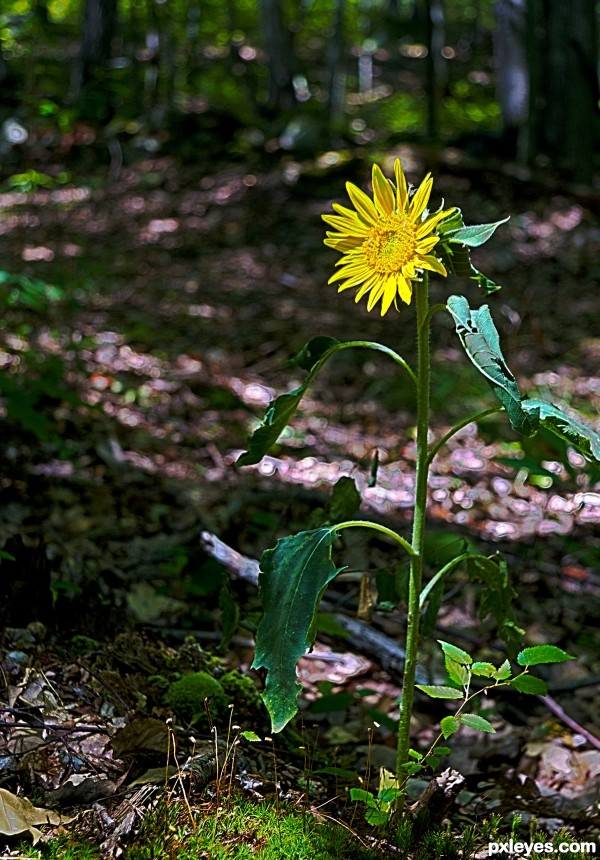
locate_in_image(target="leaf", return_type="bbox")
[437,210,505,294]
[492,659,512,681]
[293,336,340,371]
[459,713,496,733]
[466,554,522,655]
[445,658,469,687]
[438,640,473,665]
[350,788,374,804]
[416,685,463,700]
[241,731,262,742]
[315,767,359,780]
[421,576,444,639]
[0,788,64,844]
[447,295,537,437]
[251,528,343,732]
[471,662,496,678]
[509,674,548,695]
[440,716,460,739]
[517,646,575,667]
[441,217,510,248]
[237,382,310,467]
[328,476,361,523]
[520,399,600,464]
[238,337,342,466]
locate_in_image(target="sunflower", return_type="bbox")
[322,159,455,316]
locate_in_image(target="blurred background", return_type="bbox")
[0,0,598,183]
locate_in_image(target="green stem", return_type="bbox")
[418,552,473,609]
[425,406,504,468]
[330,340,418,388]
[396,273,431,776]
[335,520,417,558]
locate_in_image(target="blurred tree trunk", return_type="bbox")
[71,0,118,100]
[526,0,597,182]
[326,0,346,128]
[494,0,528,159]
[424,0,446,141]
[259,0,295,113]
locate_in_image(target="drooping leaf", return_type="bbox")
[327,476,361,523]
[437,210,506,294]
[415,685,463,700]
[509,674,548,695]
[466,554,522,655]
[447,295,537,437]
[238,336,411,466]
[517,646,575,667]
[440,716,460,739]
[251,528,343,732]
[238,337,344,466]
[293,336,341,371]
[438,640,473,665]
[421,576,444,638]
[459,713,496,733]
[520,399,600,464]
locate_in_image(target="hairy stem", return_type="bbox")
[396,273,431,776]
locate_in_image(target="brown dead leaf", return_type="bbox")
[0,787,69,844]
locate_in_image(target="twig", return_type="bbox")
[539,695,600,750]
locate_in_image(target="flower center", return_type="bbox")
[363,214,417,273]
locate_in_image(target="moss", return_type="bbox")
[165,671,227,723]
[220,671,261,712]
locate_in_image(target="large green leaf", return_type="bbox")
[520,399,600,464]
[251,528,343,732]
[437,210,506,294]
[447,295,537,437]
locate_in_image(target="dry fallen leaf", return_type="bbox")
[0,787,67,844]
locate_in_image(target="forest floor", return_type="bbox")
[0,143,599,857]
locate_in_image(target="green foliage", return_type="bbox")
[0,271,64,310]
[438,211,506,294]
[447,295,536,436]
[517,645,575,666]
[251,528,343,732]
[520,399,600,463]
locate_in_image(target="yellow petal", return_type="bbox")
[409,173,433,220]
[346,182,379,225]
[328,263,370,284]
[324,236,363,251]
[418,255,447,276]
[394,159,409,212]
[366,280,386,312]
[415,236,439,254]
[355,274,379,301]
[371,164,394,216]
[416,207,456,239]
[322,214,370,235]
[397,275,412,304]
[380,276,398,315]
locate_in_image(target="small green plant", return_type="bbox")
[237,158,598,805]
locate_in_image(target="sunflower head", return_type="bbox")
[322,159,455,316]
